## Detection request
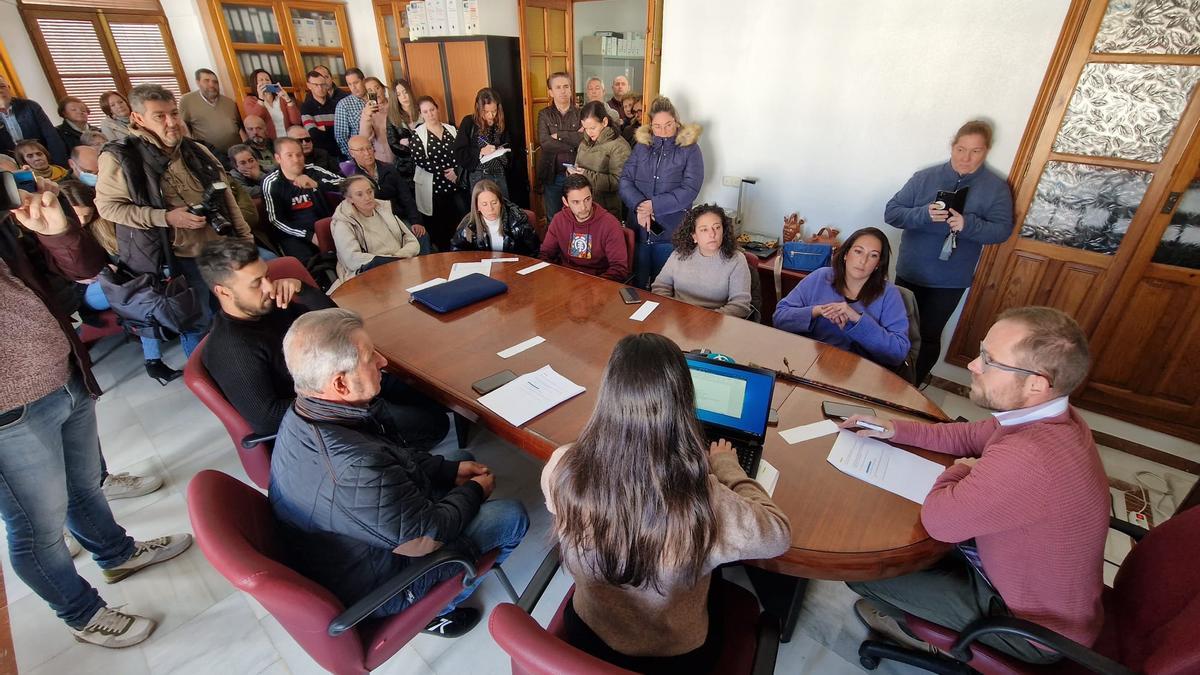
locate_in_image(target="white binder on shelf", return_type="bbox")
[463,0,480,34]
[320,18,338,47]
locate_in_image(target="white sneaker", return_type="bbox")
[103,534,193,584]
[72,606,155,648]
[102,472,164,500]
[65,530,82,557]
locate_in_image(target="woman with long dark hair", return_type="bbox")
[450,179,539,255]
[570,100,630,217]
[542,333,790,671]
[453,87,511,198]
[651,204,752,318]
[386,78,419,179]
[773,227,910,367]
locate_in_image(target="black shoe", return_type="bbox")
[144,359,182,386]
[422,607,480,638]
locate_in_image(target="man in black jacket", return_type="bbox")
[197,238,448,444]
[269,308,529,637]
[0,75,68,165]
[261,137,343,260]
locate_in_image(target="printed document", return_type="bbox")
[826,431,944,504]
[478,365,585,426]
[479,147,511,164]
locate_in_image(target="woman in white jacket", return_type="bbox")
[329,175,420,291]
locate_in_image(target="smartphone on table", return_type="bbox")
[619,287,640,304]
[472,370,517,395]
[821,401,886,432]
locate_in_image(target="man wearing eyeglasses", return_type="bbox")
[840,306,1109,666]
[286,125,340,174]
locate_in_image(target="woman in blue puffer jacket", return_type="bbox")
[619,96,704,288]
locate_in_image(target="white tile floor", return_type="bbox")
[3,336,1194,674]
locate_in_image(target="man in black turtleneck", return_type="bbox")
[196,238,447,445]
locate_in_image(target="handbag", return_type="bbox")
[805,226,841,247]
[780,241,832,272]
[97,227,202,339]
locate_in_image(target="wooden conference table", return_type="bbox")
[333,252,952,632]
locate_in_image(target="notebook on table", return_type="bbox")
[686,355,776,477]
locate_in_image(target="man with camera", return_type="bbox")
[0,175,192,647]
[95,84,253,355]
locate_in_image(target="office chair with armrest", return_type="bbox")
[490,547,780,675]
[743,250,763,323]
[188,470,517,675]
[858,511,1200,675]
[893,285,922,386]
[314,217,336,255]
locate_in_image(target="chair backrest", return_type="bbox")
[1109,506,1200,673]
[742,250,763,323]
[183,337,273,489]
[622,227,635,264]
[339,160,357,177]
[266,255,318,288]
[893,284,922,385]
[314,217,335,255]
[187,470,366,673]
[490,603,636,675]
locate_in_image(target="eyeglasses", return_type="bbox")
[296,137,313,143]
[978,348,1053,387]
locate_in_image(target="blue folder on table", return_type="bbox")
[410,273,508,313]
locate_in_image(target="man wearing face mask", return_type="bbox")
[95,84,253,357]
[69,145,100,187]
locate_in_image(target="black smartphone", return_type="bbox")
[367,91,378,104]
[13,170,37,193]
[472,370,517,395]
[649,219,665,236]
[822,401,876,420]
[619,287,640,304]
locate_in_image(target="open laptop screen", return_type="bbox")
[686,355,775,439]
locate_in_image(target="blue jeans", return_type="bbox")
[82,282,165,360]
[632,225,675,289]
[543,173,567,222]
[175,257,212,358]
[0,372,135,629]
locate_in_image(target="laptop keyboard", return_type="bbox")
[736,444,762,478]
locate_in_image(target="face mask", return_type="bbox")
[78,171,98,187]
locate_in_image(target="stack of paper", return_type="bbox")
[448,261,491,280]
[478,366,585,427]
[826,431,944,504]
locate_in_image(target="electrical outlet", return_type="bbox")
[722,175,741,188]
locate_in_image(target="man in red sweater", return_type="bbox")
[539,174,628,281]
[843,306,1108,664]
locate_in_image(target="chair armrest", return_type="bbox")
[241,433,277,449]
[1108,516,1148,542]
[328,547,477,636]
[951,616,1135,675]
[752,612,780,675]
[517,545,561,614]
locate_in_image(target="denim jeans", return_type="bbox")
[174,256,212,358]
[543,173,567,221]
[632,225,675,289]
[0,371,135,629]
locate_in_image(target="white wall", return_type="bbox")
[0,0,56,113]
[160,0,215,89]
[658,0,1072,383]
[344,0,385,80]
[573,0,646,89]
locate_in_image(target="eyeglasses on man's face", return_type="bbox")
[978,347,1053,387]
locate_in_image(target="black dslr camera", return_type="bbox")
[187,181,234,236]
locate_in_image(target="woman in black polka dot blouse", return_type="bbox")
[413,96,466,251]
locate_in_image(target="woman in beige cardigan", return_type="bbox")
[329,176,419,291]
[542,333,791,671]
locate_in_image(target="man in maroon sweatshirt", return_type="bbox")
[842,306,1108,664]
[538,174,628,281]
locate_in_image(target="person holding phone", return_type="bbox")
[773,227,910,368]
[241,69,301,140]
[884,120,1014,385]
[619,95,704,289]
[570,101,631,217]
[357,77,395,165]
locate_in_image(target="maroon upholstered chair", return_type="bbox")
[266,254,318,288]
[315,217,335,255]
[858,510,1200,675]
[489,549,779,675]
[78,309,124,346]
[188,470,514,675]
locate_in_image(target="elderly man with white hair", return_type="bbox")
[268,308,530,638]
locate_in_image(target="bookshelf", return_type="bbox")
[579,35,643,94]
[208,0,355,101]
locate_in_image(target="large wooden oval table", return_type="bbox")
[334,252,953,636]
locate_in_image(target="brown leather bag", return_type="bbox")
[806,226,841,247]
[781,213,805,243]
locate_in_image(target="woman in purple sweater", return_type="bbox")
[773,227,910,367]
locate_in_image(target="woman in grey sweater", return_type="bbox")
[651,204,753,318]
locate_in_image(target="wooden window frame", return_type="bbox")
[19,5,189,104]
[0,40,25,99]
[374,0,411,87]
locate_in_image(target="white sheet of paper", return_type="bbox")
[517,261,551,275]
[486,257,519,263]
[779,419,840,444]
[449,261,492,280]
[497,336,545,359]
[826,430,944,504]
[629,301,660,321]
[754,459,780,497]
[406,277,447,293]
[478,365,586,427]
[479,147,511,164]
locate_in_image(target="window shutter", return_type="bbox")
[33,17,118,125]
[20,0,163,11]
[109,22,183,100]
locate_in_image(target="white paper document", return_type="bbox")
[479,147,511,164]
[826,431,944,504]
[517,261,551,275]
[486,257,519,263]
[478,366,586,427]
[629,301,660,321]
[754,459,780,497]
[779,419,839,444]
[406,278,447,293]
[497,336,545,359]
[449,262,492,280]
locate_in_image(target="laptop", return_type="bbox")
[686,355,776,477]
